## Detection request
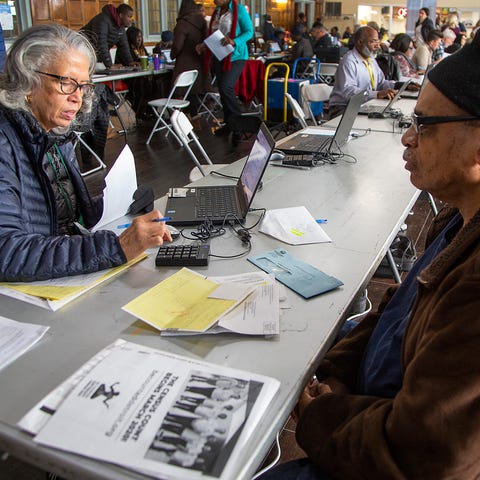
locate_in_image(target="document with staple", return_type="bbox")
[204,30,234,61]
[92,144,137,231]
[122,268,256,333]
[162,272,280,336]
[259,206,332,245]
[0,316,49,372]
[248,249,343,299]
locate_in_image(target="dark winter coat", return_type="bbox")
[0,107,126,282]
[81,5,133,68]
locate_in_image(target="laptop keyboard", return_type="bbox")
[195,187,238,219]
[360,104,386,114]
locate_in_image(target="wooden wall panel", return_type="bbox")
[51,0,68,23]
[31,0,51,23]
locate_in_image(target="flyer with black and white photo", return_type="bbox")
[28,340,280,479]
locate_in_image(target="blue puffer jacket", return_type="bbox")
[0,107,126,282]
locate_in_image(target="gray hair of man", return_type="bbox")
[0,23,96,132]
[443,28,456,40]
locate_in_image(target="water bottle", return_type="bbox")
[147,55,153,69]
[160,54,166,69]
[153,53,160,71]
[268,43,274,56]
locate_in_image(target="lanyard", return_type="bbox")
[363,58,375,89]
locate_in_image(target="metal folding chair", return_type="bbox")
[170,110,228,181]
[284,92,309,129]
[146,69,198,145]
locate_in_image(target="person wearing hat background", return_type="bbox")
[272,27,287,51]
[262,14,275,42]
[259,30,480,480]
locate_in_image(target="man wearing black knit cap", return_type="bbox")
[259,32,480,480]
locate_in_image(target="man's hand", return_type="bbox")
[119,210,172,261]
[377,88,397,100]
[407,82,421,91]
[109,64,126,70]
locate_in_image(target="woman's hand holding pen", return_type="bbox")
[119,210,172,261]
[222,35,235,47]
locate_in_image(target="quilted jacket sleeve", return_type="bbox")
[0,131,127,282]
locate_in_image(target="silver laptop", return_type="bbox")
[165,123,275,225]
[278,91,367,155]
[162,49,175,64]
[401,64,435,99]
[359,80,411,115]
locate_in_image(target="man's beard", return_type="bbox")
[360,45,374,58]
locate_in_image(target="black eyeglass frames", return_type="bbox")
[411,112,480,134]
[35,70,95,95]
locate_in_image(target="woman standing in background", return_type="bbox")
[171,0,208,112]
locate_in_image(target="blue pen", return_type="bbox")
[117,216,172,229]
[316,219,328,224]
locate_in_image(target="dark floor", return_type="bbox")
[0,115,436,479]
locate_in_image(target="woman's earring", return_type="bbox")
[25,95,32,104]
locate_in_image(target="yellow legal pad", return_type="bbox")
[122,268,236,332]
[1,255,147,301]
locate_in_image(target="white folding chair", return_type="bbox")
[285,92,308,129]
[300,83,333,123]
[74,132,107,177]
[170,110,228,182]
[146,69,198,146]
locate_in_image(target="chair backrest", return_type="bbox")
[285,92,308,129]
[170,109,194,145]
[169,69,199,102]
[171,110,213,175]
[301,83,333,102]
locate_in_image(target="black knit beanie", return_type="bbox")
[428,30,480,116]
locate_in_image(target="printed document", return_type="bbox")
[0,316,49,372]
[26,339,280,480]
[92,144,137,231]
[204,30,234,61]
[259,206,332,245]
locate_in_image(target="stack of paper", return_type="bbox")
[0,255,147,311]
[19,339,280,480]
[122,268,280,335]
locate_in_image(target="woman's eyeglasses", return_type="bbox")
[35,71,95,95]
[411,112,480,134]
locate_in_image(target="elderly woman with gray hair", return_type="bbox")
[0,23,171,282]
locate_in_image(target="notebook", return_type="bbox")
[358,80,411,115]
[164,123,275,226]
[277,91,367,155]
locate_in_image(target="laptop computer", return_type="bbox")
[95,66,140,75]
[161,49,175,64]
[358,80,411,115]
[277,91,367,155]
[270,42,281,53]
[401,64,435,99]
[164,123,275,226]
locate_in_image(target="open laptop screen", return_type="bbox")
[162,49,173,63]
[239,124,275,207]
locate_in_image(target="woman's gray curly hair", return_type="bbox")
[0,23,96,132]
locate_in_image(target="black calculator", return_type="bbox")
[155,244,210,267]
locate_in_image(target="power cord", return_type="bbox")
[209,171,239,180]
[251,433,281,480]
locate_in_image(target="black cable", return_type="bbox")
[209,171,239,180]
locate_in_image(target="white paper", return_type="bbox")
[29,340,280,480]
[204,30,234,61]
[0,316,49,372]
[259,206,332,245]
[92,145,137,231]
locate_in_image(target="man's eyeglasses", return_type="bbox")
[411,112,480,134]
[35,71,95,95]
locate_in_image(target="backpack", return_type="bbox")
[376,54,401,81]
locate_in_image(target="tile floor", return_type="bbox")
[0,116,437,479]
